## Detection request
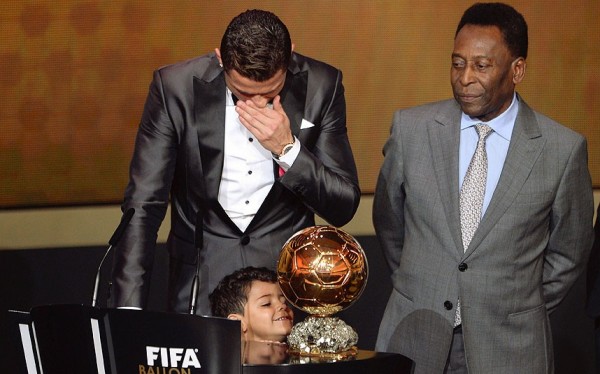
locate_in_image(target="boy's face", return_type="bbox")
[235,280,294,343]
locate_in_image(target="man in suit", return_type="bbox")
[110,9,360,316]
[373,3,594,373]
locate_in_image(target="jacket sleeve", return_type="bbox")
[111,69,178,309]
[585,204,600,317]
[543,136,594,313]
[372,111,406,272]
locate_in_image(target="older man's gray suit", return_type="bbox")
[374,97,594,373]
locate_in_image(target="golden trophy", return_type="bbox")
[277,225,368,358]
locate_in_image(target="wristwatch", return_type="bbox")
[272,140,295,160]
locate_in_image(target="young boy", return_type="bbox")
[209,266,294,343]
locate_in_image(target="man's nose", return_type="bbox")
[459,65,476,85]
[250,95,269,108]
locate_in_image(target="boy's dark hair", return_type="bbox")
[456,2,528,59]
[209,266,278,317]
[220,9,292,81]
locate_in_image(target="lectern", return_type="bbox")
[24,305,242,374]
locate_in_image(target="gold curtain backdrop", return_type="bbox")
[1,1,599,207]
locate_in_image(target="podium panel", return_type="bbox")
[29,305,242,374]
[7,310,40,374]
[31,305,104,373]
[104,308,242,374]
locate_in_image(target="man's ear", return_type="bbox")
[228,313,247,332]
[512,57,526,84]
[215,48,223,66]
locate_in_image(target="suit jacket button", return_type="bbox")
[458,263,468,272]
[241,236,250,245]
[444,301,453,310]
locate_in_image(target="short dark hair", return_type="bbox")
[220,9,292,81]
[209,266,279,317]
[456,2,528,59]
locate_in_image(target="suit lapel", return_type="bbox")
[429,100,465,255]
[280,62,307,138]
[465,97,545,256]
[194,63,227,202]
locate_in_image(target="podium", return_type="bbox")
[10,305,412,373]
[18,305,242,374]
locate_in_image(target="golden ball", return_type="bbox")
[277,226,368,316]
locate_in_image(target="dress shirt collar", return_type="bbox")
[460,93,519,142]
[226,88,237,106]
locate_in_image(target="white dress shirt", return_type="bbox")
[218,89,299,231]
[459,93,519,215]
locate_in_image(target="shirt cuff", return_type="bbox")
[274,136,300,171]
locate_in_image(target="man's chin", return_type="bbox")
[459,105,485,120]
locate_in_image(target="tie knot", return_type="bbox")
[475,124,493,139]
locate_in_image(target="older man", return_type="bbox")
[373,3,594,373]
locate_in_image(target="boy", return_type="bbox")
[209,266,294,343]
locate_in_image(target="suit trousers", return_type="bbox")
[167,254,197,314]
[444,325,467,374]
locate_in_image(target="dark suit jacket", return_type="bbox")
[111,52,360,315]
[373,97,594,373]
[585,204,600,317]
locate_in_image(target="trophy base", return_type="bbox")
[287,316,358,358]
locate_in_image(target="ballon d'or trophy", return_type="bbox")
[277,225,368,358]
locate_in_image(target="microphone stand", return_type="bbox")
[189,211,203,315]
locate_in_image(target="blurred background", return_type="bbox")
[0,0,598,209]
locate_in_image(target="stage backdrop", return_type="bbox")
[1,1,599,208]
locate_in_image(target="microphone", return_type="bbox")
[188,211,203,315]
[91,208,135,308]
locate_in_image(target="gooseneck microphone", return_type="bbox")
[91,208,135,308]
[188,212,203,315]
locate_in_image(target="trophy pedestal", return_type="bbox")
[287,316,358,358]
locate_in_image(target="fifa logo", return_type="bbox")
[143,346,201,370]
